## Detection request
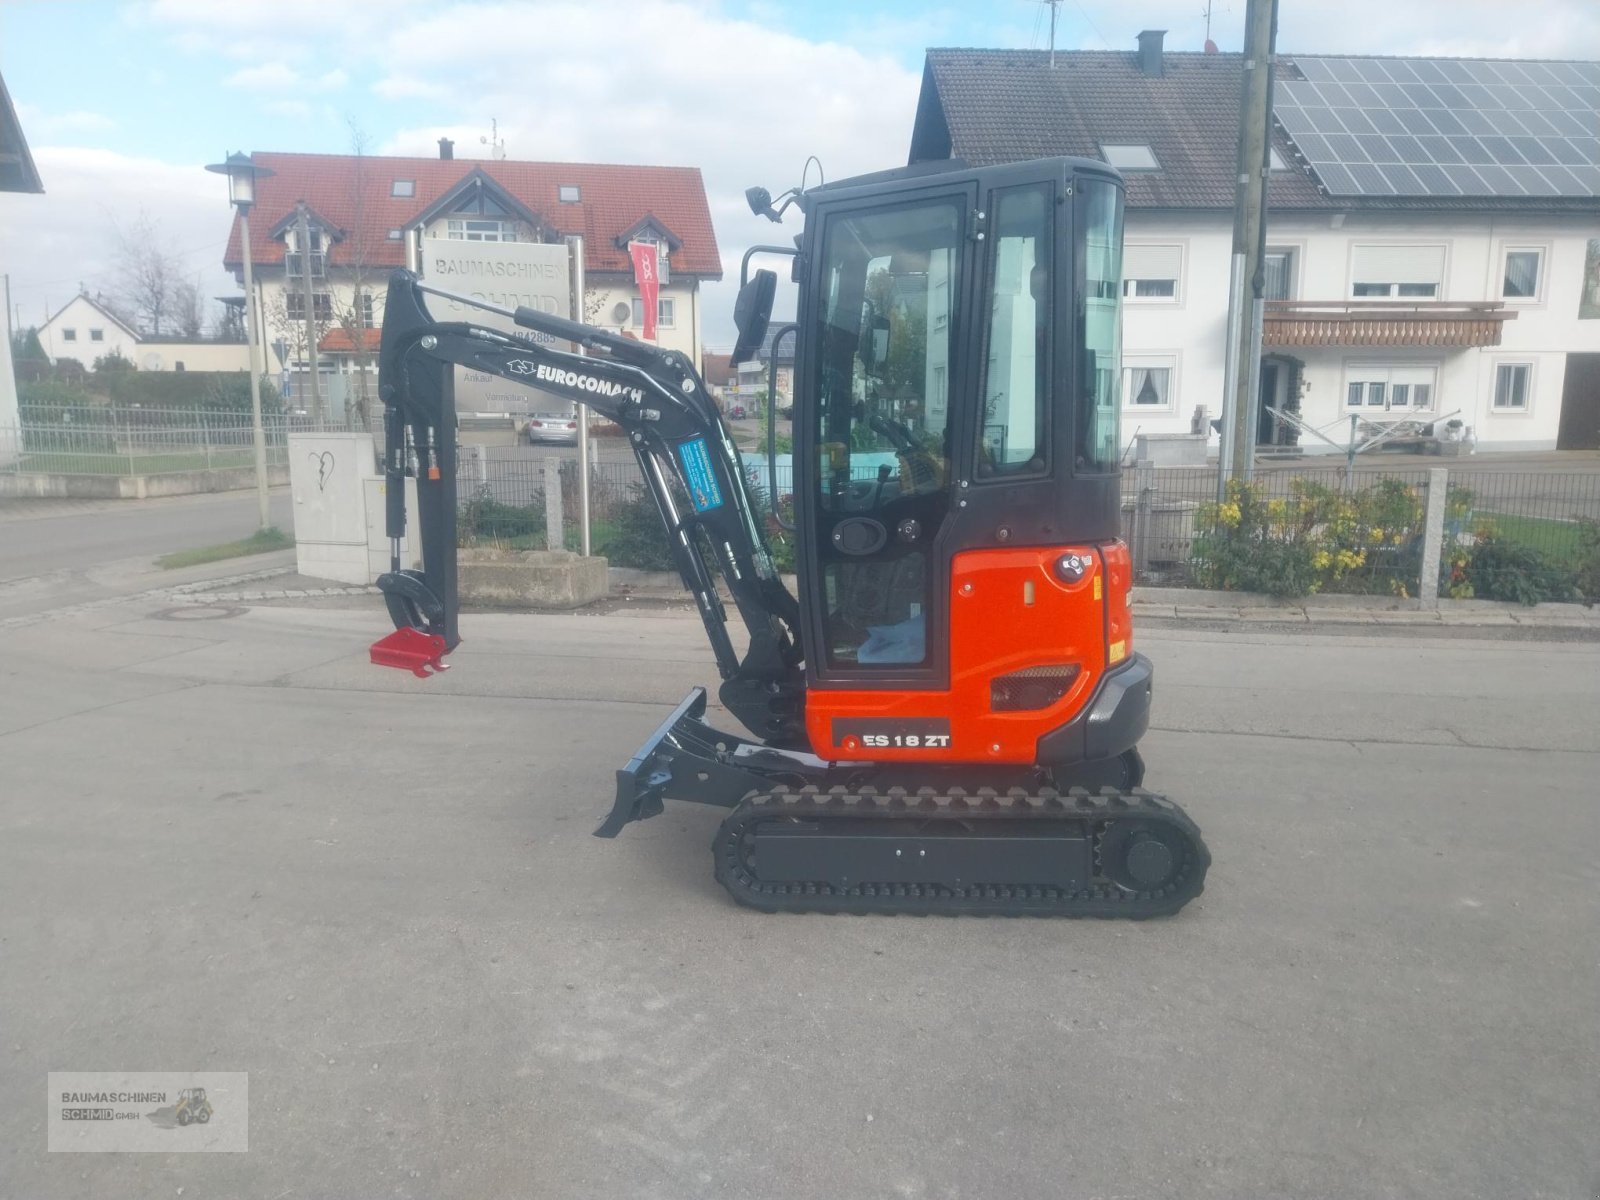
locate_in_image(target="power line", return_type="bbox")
[1069,0,1110,50]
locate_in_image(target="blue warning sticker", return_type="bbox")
[677,437,725,513]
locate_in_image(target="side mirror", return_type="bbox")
[746,186,780,223]
[858,308,891,374]
[731,269,777,367]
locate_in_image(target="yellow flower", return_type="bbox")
[1217,501,1242,528]
[1311,549,1332,571]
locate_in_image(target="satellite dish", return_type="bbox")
[611,301,631,324]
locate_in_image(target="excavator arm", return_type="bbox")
[370,269,805,745]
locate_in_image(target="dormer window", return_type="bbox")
[285,226,327,278]
[559,185,581,203]
[391,179,415,197]
[1100,143,1160,171]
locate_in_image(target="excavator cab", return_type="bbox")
[368,155,1208,917]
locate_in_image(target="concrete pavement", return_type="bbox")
[0,489,293,621]
[0,595,1596,1198]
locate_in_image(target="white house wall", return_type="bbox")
[134,342,250,372]
[253,273,702,372]
[1120,210,1600,452]
[38,295,139,366]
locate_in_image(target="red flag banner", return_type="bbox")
[628,241,659,340]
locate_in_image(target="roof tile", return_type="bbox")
[225,152,721,278]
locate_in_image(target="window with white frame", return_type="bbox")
[446,217,520,242]
[1263,247,1296,301]
[285,292,334,322]
[1493,362,1531,410]
[62,328,76,342]
[1121,244,1181,302]
[285,227,327,279]
[1122,359,1176,411]
[1344,363,1438,411]
[1501,249,1543,300]
[559,185,581,203]
[90,329,104,342]
[391,179,414,197]
[357,294,376,328]
[1350,244,1444,299]
[631,296,676,328]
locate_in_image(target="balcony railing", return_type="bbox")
[1263,300,1516,348]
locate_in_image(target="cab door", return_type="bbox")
[794,186,975,690]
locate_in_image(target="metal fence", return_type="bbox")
[1,406,368,477]
[454,447,1599,597]
[1121,464,1600,592]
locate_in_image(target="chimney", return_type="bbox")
[1137,29,1166,77]
[438,137,454,160]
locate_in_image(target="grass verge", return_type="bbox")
[157,527,294,570]
[1474,512,1584,564]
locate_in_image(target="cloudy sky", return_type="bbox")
[3,0,1598,347]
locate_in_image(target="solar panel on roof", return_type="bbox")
[1278,55,1600,198]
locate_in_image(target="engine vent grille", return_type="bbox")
[990,664,1081,712]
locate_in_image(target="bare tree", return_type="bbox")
[263,289,333,412]
[109,211,182,336]
[171,278,204,339]
[214,299,246,343]
[328,119,379,433]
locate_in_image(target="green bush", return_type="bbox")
[1575,520,1600,607]
[459,491,547,548]
[1462,535,1580,606]
[593,484,678,570]
[1191,478,1425,598]
[105,371,281,414]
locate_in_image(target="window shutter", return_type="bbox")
[1351,244,1444,285]
[1123,243,1182,282]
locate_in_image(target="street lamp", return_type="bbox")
[206,151,275,530]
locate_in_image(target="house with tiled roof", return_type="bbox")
[911,36,1600,452]
[37,291,250,373]
[222,141,722,413]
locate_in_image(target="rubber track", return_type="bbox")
[712,784,1210,918]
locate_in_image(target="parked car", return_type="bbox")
[524,414,580,445]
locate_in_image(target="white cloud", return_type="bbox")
[38,0,1600,353]
[264,99,315,120]
[13,106,118,140]
[135,0,430,62]
[366,1,923,344]
[0,148,237,332]
[372,75,450,101]
[224,62,348,92]
[224,62,300,90]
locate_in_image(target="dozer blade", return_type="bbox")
[713,785,1209,918]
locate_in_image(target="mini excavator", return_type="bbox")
[369,155,1210,916]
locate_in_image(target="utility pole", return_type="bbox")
[1218,0,1279,494]
[238,206,272,530]
[295,201,325,425]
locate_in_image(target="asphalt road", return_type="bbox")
[0,489,293,620]
[0,597,1595,1198]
